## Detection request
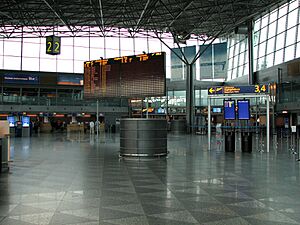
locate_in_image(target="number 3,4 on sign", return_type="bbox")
[46,35,61,55]
[255,84,267,93]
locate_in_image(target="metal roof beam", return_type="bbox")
[41,0,74,33]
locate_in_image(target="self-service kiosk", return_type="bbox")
[7,116,15,137]
[21,116,30,137]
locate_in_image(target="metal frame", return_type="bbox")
[0,0,286,38]
[207,93,270,153]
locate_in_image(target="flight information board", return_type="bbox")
[84,52,166,98]
[224,100,235,120]
[237,100,250,120]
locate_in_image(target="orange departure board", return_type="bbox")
[84,52,166,98]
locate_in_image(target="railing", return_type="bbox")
[0,95,129,107]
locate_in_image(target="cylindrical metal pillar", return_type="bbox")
[186,63,194,133]
[208,97,211,151]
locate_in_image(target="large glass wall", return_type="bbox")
[227,0,300,80]
[0,35,172,78]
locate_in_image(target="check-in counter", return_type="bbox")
[40,123,52,133]
[67,123,84,132]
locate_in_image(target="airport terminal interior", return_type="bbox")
[1,0,300,224]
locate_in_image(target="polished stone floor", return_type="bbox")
[0,132,300,225]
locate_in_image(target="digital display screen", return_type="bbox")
[7,116,15,127]
[4,74,39,84]
[22,116,30,128]
[237,100,250,120]
[57,74,83,86]
[157,108,166,114]
[212,107,222,113]
[84,52,166,98]
[224,100,235,120]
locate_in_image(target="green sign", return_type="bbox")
[46,35,61,55]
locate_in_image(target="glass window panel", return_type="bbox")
[74,60,84,73]
[74,46,89,61]
[266,37,275,54]
[244,63,249,76]
[135,37,148,54]
[148,38,162,54]
[260,27,267,42]
[258,57,267,70]
[287,10,298,29]
[286,27,297,46]
[240,40,246,52]
[274,49,284,65]
[232,67,237,79]
[74,37,89,47]
[238,66,244,77]
[266,53,274,68]
[90,48,104,60]
[253,45,258,59]
[23,42,40,57]
[105,37,120,58]
[269,10,278,23]
[298,26,300,42]
[120,37,134,56]
[254,59,258,71]
[56,45,73,60]
[234,42,240,55]
[233,56,238,68]
[278,4,288,18]
[0,55,3,69]
[60,37,73,46]
[90,37,103,48]
[276,32,285,50]
[22,57,39,71]
[0,39,3,55]
[57,59,73,73]
[40,58,56,72]
[296,43,300,58]
[239,52,245,66]
[258,41,266,58]
[277,16,287,34]
[229,46,234,58]
[228,58,233,70]
[4,39,21,56]
[284,45,295,62]
[268,21,277,38]
[254,19,261,32]
[253,32,259,46]
[261,15,269,28]
[289,0,298,12]
[106,48,119,58]
[4,56,21,70]
[23,38,40,44]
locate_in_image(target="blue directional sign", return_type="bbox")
[208,85,269,95]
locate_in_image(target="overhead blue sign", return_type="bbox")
[208,85,269,95]
[4,74,39,84]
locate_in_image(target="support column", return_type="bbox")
[247,20,254,85]
[96,99,99,136]
[208,97,211,151]
[186,63,194,133]
[267,97,270,152]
